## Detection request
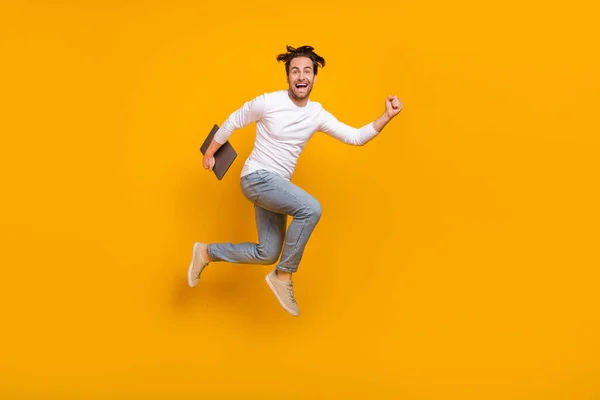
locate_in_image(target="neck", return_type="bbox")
[287,90,309,107]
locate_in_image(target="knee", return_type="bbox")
[303,199,322,223]
[256,245,281,265]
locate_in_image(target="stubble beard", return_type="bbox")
[288,82,312,102]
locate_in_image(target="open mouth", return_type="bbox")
[295,83,308,90]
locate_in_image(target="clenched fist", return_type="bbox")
[385,95,403,119]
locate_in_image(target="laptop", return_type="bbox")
[200,124,238,180]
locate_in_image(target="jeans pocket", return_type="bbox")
[241,172,261,203]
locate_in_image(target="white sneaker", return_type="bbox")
[265,270,300,317]
[188,242,209,287]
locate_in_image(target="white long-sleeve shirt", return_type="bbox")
[214,90,380,181]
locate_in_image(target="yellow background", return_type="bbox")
[1,0,599,399]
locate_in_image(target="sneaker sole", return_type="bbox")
[265,274,300,317]
[187,242,200,287]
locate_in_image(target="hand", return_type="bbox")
[203,154,215,171]
[385,95,403,119]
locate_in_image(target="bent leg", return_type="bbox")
[250,172,322,273]
[207,205,286,265]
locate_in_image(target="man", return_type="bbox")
[188,45,403,316]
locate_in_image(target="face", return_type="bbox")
[287,56,316,101]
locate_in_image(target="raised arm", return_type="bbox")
[203,94,266,171]
[318,95,403,146]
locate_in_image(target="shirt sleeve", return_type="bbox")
[214,93,267,144]
[317,109,380,146]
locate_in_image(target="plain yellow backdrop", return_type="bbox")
[1,0,599,399]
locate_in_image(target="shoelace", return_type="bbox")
[286,283,296,303]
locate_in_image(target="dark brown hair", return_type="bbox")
[276,45,326,76]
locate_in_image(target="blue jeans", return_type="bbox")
[207,169,322,273]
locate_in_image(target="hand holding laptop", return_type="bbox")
[203,153,216,171]
[200,124,237,180]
